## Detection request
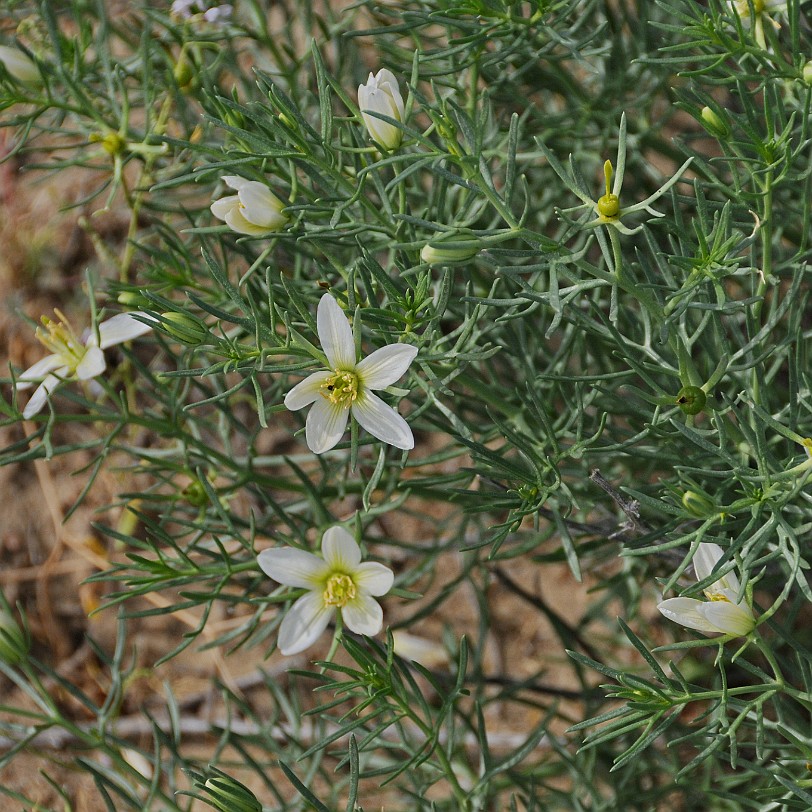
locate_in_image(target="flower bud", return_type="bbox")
[173,56,195,90]
[420,242,480,265]
[0,44,40,83]
[182,479,209,506]
[0,609,28,666]
[357,68,405,151]
[117,291,151,308]
[89,131,126,156]
[203,776,262,812]
[681,490,715,518]
[210,175,288,236]
[160,312,210,345]
[804,60,812,85]
[700,106,730,140]
[676,385,706,415]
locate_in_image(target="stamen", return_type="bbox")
[323,573,357,607]
[319,370,359,406]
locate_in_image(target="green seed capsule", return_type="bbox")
[676,385,706,415]
[597,194,620,218]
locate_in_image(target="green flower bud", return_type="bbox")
[0,609,28,666]
[803,60,812,86]
[700,106,730,140]
[117,291,151,308]
[182,479,209,507]
[676,385,706,415]
[89,131,126,156]
[160,312,210,345]
[203,776,262,812]
[174,57,195,90]
[681,490,716,518]
[420,242,480,265]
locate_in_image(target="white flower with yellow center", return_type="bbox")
[210,175,288,236]
[357,69,405,151]
[284,294,418,454]
[657,543,756,637]
[258,526,394,656]
[15,310,153,419]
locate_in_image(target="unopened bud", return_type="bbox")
[420,242,480,265]
[0,44,40,83]
[89,131,126,156]
[160,312,210,345]
[803,60,812,85]
[182,479,208,507]
[700,106,730,140]
[681,490,715,518]
[174,57,195,90]
[117,291,150,308]
[203,776,262,812]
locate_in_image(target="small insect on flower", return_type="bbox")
[258,526,394,656]
[210,175,288,236]
[657,542,756,637]
[284,293,418,454]
[15,310,153,419]
[357,68,405,151]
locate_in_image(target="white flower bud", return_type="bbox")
[358,69,405,151]
[0,45,39,83]
[210,175,288,236]
[420,242,480,265]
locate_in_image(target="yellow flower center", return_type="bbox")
[323,573,357,607]
[35,310,86,371]
[319,370,359,406]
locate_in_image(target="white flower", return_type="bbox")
[0,45,39,83]
[657,543,756,637]
[357,69,405,151]
[210,176,288,236]
[15,310,153,419]
[731,0,785,49]
[258,526,394,656]
[284,294,418,454]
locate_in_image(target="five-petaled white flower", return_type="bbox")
[284,294,418,454]
[357,69,405,151]
[258,526,394,656]
[657,543,756,637]
[210,175,288,236]
[15,310,153,419]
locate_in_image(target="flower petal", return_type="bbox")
[352,391,413,450]
[277,591,334,655]
[317,294,355,370]
[356,344,417,390]
[693,542,740,594]
[320,526,362,571]
[657,597,719,633]
[284,371,332,411]
[375,69,404,120]
[22,372,66,419]
[16,354,65,390]
[237,183,286,230]
[95,313,154,349]
[697,601,755,637]
[341,593,383,637]
[222,175,251,192]
[305,397,349,454]
[75,346,106,380]
[353,561,394,597]
[210,195,238,221]
[258,547,329,588]
[224,207,273,236]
